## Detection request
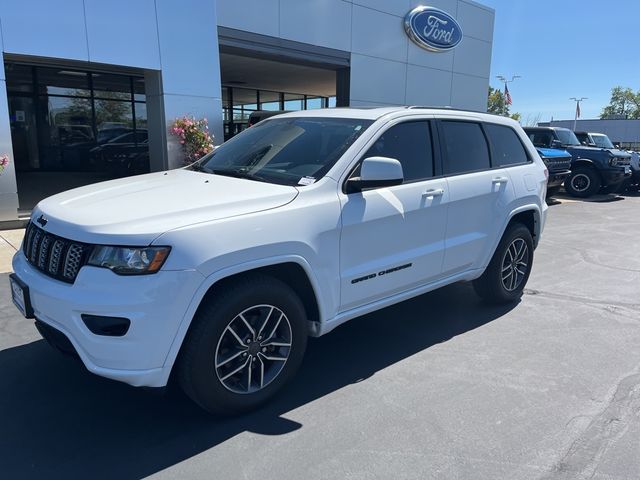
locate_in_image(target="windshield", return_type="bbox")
[555,129,581,146]
[591,134,615,149]
[194,117,373,186]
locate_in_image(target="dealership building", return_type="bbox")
[0,0,494,222]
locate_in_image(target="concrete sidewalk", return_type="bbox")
[0,229,24,273]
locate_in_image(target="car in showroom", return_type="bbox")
[11,107,548,414]
[524,126,631,197]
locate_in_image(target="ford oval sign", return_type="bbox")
[404,6,463,52]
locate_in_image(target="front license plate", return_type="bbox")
[9,274,34,318]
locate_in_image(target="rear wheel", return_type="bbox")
[177,274,308,415]
[473,223,534,304]
[565,167,601,197]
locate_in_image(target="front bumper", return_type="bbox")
[12,251,204,387]
[547,169,571,187]
[600,166,632,188]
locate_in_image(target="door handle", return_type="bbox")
[492,176,509,184]
[423,188,445,197]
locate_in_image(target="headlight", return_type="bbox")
[87,246,170,275]
[609,157,619,166]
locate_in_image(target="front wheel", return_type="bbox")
[177,274,308,415]
[473,223,534,304]
[564,167,601,197]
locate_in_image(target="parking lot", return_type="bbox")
[1,192,640,480]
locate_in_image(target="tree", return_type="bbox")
[600,87,640,119]
[487,86,521,122]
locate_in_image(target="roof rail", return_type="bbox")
[406,105,497,116]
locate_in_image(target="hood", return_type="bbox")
[609,148,632,158]
[536,147,571,159]
[565,145,631,158]
[34,170,299,245]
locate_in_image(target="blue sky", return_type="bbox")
[479,0,640,123]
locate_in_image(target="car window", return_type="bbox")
[441,121,490,174]
[527,131,553,148]
[198,117,373,186]
[363,121,433,182]
[484,124,529,167]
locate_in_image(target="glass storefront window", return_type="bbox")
[95,99,134,131]
[93,73,133,100]
[306,97,323,110]
[135,102,147,130]
[259,90,280,111]
[284,93,304,111]
[36,67,90,97]
[6,62,148,175]
[133,78,146,101]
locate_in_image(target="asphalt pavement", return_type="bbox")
[1,192,640,480]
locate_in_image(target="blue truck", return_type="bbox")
[535,147,572,198]
[524,127,632,198]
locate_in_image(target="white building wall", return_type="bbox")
[216,0,494,110]
[0,0,223,220]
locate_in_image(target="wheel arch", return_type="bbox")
[572,158,601,178]
[162,256,325,385]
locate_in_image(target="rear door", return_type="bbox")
[438,119,516,276]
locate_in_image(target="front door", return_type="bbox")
[338,120,449,311]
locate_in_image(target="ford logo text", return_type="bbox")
[404,6,463,52]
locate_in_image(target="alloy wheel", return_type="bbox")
[214,304,292,394]
[501,238,529,292]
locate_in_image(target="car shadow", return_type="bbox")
[554,191,625,203]
[0,281,518,479]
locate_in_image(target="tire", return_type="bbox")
[473,223,534,304]
[177,273,308,415]
[545,185,561,198]
[564,167,601,198]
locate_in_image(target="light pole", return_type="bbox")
[570,97,587,131]
[496,74,521,106]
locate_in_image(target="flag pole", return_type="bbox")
[496,74,521,110]
[570,97,587,131]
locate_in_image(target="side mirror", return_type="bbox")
[346,156,404,193]
[551,139,563,149]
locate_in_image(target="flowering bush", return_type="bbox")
[0,154,9,175]
[170,116,214,165]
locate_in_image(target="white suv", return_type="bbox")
[10,107,548,413]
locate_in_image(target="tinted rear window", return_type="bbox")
[441,121,490,175]
[484,124,529,167]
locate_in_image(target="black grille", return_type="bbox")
[543,157,572,173]
[23,222,93,283]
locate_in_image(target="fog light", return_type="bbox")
[81,314,131,337]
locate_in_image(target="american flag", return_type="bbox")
[505,84,512,105]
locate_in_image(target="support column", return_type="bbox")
[152,0,224,171]
[0,50,20,221]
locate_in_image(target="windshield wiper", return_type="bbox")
[209,168,268,183]
[190,162,212,173]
